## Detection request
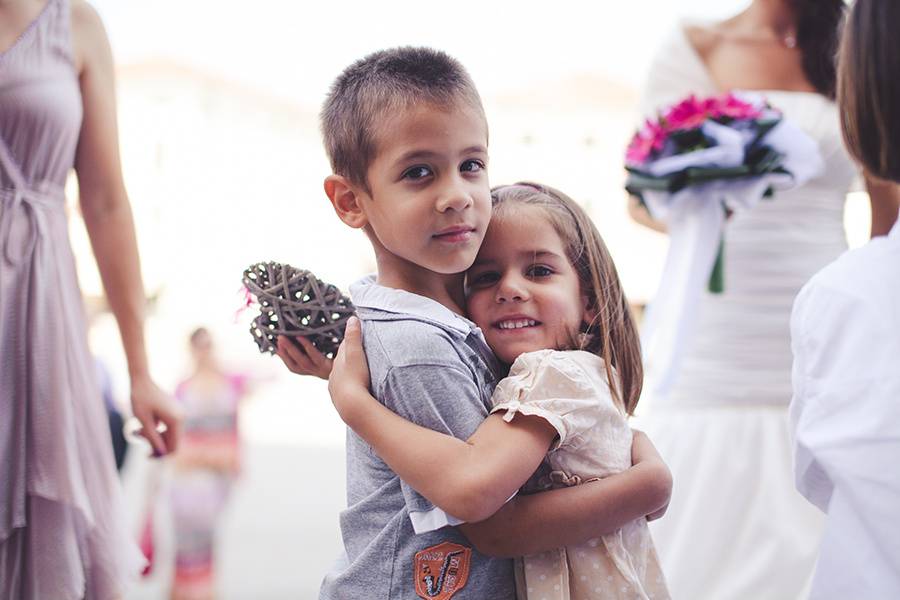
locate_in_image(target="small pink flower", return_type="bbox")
[626,119,669,166]
[663,95,709,130]
[714,94,763,120]
[233,285,256,322]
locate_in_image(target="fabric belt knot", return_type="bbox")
[0,185,60,266]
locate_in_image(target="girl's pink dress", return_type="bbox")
[169,374,244,599]
[0,0,145,598]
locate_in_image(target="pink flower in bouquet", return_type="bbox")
[711,94,764,121]
[626,118,668,165]
[663,95,710,131]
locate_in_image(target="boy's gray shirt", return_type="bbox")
[319,276,516,600]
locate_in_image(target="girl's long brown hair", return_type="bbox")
[491,183,643,415]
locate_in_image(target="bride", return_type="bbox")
[629,1,900,598]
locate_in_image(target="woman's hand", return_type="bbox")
[275,335,333,380]
[130,375,182,457]
[327,317,373,423]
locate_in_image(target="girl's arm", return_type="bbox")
[865,174,900,237]
[459,431,671,557]
[330,318,672,540]
[72,2,181,455]
[330,319,557,523]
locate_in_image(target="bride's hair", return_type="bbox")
[837,0,900,182]
[791,0,847,99]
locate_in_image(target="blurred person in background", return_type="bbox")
[95,356,129,471]
[168,327,248,600]
[627,0,900,598]
[0,0,181,598]
[790,1,900,598]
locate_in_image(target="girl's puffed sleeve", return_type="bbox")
[490,350,621,450]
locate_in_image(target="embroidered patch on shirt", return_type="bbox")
[414,541,471,599]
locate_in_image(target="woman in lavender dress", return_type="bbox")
[0,1,181,598]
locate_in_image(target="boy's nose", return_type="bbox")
[435,179,474,213]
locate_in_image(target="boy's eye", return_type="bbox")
[468,271,499,287]
[460,159,485,173]
[402,165,432,180]
[526,265,554,278]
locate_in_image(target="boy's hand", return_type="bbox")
[275,335,333,380]
[631,429,673,521]
[328,317,373,420]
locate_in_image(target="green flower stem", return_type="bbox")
[708,237,725,294]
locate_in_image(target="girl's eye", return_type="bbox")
[402,166,432,181]
[468,271,499,287]
[460,159,485,174]
[526,265,554,279]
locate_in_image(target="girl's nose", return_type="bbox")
[496,276,529,303]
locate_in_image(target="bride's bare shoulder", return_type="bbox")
[683,22,721,61]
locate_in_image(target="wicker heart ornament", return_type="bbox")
[242,262,355,359]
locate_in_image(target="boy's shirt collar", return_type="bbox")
[350,274,478,336]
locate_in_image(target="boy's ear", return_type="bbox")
[324,174,368,229]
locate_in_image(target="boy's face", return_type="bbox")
[357,102,491,275]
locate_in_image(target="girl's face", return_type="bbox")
[466,204,590,365]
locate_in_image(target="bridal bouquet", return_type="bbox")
[624,92,824,393]
[625,92,809,292]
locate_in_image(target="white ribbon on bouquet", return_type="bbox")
[641,94,825,398]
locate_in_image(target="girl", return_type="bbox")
[790,1,900,597]
[168,328,248,600]
[330,183,670,600]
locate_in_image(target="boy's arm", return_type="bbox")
[458,430,672,557]
[330,318,557,523]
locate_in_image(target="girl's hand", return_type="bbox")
[631,429,673,521]
[131,375,182,457]
[275,335,333,380]
[327,317,372,422]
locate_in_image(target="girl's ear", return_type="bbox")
[581,293,598,327]
[324,175,368,229]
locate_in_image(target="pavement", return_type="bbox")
[124,441,347,600]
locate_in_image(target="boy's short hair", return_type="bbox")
[838,0,900,182]
[320,47,485,188]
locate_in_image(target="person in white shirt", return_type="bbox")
[790,1,900,598]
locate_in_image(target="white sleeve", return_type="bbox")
[790,280,900,597]
[408,506,465,535]
[789,283,834,511]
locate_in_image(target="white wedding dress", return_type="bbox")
[635,26,859,600]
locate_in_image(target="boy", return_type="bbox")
[283,47,671,599]
[790,1,900,597]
